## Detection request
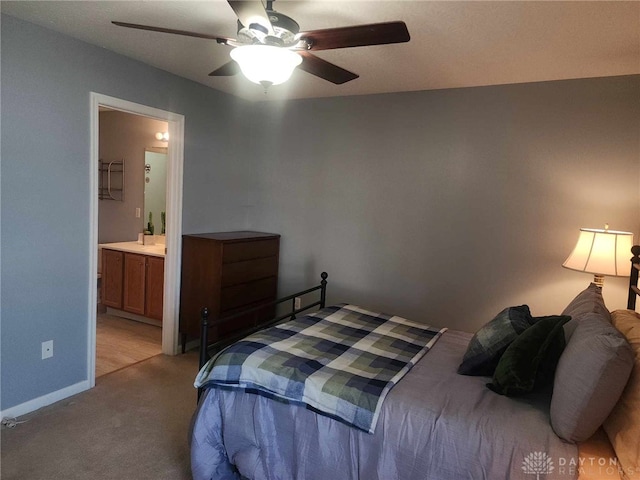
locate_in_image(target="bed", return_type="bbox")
[190,247,640,480]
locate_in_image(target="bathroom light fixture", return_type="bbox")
[155,132,169,141]
[563,224,634,288]
[230,45,302,90]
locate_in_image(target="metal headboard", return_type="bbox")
[198,272,328,370]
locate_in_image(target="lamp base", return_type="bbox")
[593,274,605,288]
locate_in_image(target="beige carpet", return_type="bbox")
[1,352,200,480]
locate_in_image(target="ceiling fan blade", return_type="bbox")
[112,21,238,45]
[227,0,273,34]
[298,21,410,51]
[209,61,241,77]
[297,51,358,85]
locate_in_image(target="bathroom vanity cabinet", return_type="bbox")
[123,253,164,319]
[101,245,165,321]
[102,248,124,309]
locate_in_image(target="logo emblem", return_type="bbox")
[522,451,554,479]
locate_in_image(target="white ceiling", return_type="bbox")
[2,1,639,103]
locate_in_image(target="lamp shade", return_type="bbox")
[563,227,634,277]
[230,45,302,87]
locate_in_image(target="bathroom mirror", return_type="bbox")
[144,148,167,234]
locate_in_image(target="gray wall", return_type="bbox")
[0,15,253,410]
[249,76,640,331]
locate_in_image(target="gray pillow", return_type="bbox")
[550,313,634,443]
[561,283,611,323]
[458,305,534,376]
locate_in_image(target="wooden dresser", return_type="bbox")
[179,231,280,351]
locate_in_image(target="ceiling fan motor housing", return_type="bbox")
[267,10,300,38]
[239,9,300,47]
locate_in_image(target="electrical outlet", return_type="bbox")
[135,207,141,218]
[294,297,302,310]
[42,340,53,360]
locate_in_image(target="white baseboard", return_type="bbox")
[0,380,90,419]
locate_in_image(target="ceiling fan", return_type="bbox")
[112,0,410,89]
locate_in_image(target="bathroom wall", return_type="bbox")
[98,110,168,244]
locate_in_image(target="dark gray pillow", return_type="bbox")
[458,305,535,376]
[562,283,610,323]
[550,313,634,443]
[487,315,571,396]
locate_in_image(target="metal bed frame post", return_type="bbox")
[320,271,328,308]
[199,307,209,371]
[628,245,640,310]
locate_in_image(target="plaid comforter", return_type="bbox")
[195,304,446,433]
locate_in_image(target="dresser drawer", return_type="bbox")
[221,256,278,287]
[222,239,279,263]
[220,276,277,312]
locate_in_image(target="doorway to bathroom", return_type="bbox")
[96,108,168,377]
[88,93,185,388]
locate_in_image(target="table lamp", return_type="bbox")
[562,224,634,288]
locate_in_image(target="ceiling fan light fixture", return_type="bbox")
[230,45,301,87]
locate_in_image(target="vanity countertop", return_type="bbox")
[99,241,166,258]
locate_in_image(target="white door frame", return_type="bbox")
[88,92,185,387]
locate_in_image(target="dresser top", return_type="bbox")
[184,231,280,242]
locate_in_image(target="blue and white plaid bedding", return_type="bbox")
[195,304,446,434]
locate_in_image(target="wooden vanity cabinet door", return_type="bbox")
[123,253,146,315]
[102,249,124,309]
[145,256,165,320]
